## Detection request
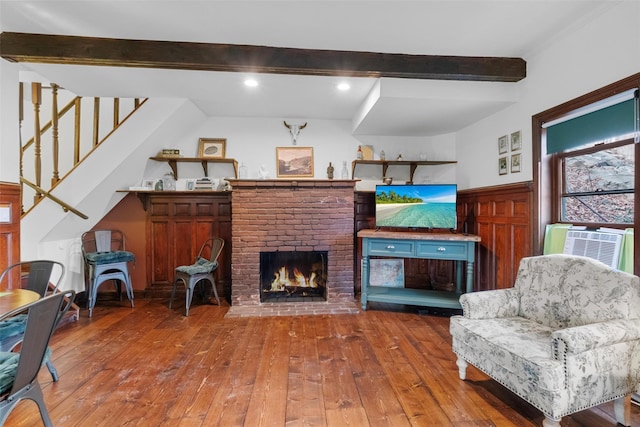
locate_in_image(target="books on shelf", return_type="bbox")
[158,148,181,158]
[194,177,213,190]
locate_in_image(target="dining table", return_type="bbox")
[0,289,40,316]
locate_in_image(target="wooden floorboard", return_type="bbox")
[5,298,640,426]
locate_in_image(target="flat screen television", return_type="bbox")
[375,184,458,230]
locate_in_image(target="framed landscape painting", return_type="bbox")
[276,147,314,178]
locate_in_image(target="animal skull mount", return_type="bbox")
[284,121,307,145]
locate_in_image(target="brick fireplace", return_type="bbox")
[226,179,359,317]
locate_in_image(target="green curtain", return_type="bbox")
[543,223,573,254]
[546,98,636,154]
[618,228,635,274]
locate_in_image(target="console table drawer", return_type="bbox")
[416,241,468,260]
[368,239,414,256]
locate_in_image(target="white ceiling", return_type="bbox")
[0,1,610,137]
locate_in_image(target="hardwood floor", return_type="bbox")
[6,297,640,426]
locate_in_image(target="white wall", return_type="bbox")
[138,117,458,192]
[456,1,640,190]
[0,59,19,183]
[0,18,19,183]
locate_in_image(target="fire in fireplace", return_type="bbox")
[260,251,328,302]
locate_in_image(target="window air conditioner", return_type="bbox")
[562,229,623,269]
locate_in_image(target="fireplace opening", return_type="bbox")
[260,251,328,303]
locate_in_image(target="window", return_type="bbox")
[543,85,638,228]
[558,139,634,225]
[533,73,640,273]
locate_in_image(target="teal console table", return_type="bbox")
[358,229,480,310]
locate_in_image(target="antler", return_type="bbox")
[283,121,292,129]
[299,122,308,129]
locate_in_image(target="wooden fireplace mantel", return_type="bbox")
[227,179,358,190]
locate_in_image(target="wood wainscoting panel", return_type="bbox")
[458,182,534,291]
[0,182,21,270]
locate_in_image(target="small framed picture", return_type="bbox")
[499,157,508,175]
[511,153,521,173]
[198,138,226,159]
[510,130,522,151]
[142,179,155,190]
[498,135,508,154]
[276,146,314,178]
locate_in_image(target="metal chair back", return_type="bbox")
[0,260,65,296]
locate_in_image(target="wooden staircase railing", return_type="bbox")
[19,82,146,217]
[20,177,88,219]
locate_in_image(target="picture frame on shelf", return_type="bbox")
[276,146,314,178]
[511,153,521,173]
[499,156,508,175]
[498,135,508,154]
[198,138,226,159]
[142,179,156,190]
[510,130,522,151]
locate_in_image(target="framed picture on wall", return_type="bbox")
[198,138,226,159]
[498,135,508,154]
[510,130,522,151]
[499,156,508,175]
[511,153,521,173]
[276,146,314,177]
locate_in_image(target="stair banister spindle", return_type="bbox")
[113,98,120,127]
[31,82,42,202]
[93,97,99,147]
[19,82,24,214]
[51,83,60,185]
[74,98,81,164]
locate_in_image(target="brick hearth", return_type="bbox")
[226,179,359,317]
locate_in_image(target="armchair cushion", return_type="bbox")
[84,250,135,266]
[450,315,565,392]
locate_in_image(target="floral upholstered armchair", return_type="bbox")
[450,254,640,427]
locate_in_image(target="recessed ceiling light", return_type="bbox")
[244,79,258,87]
[337,82,351,91]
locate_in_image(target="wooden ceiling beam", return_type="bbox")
[0,32,526,82]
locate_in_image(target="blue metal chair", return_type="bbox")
[81,229,135,317]
[169,238,223,316]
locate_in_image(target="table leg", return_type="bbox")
[361,256,369,310]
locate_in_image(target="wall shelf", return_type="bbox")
[149,157,238,179]
[351,160,457,183]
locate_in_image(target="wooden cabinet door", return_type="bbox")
[146,193,231,295]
